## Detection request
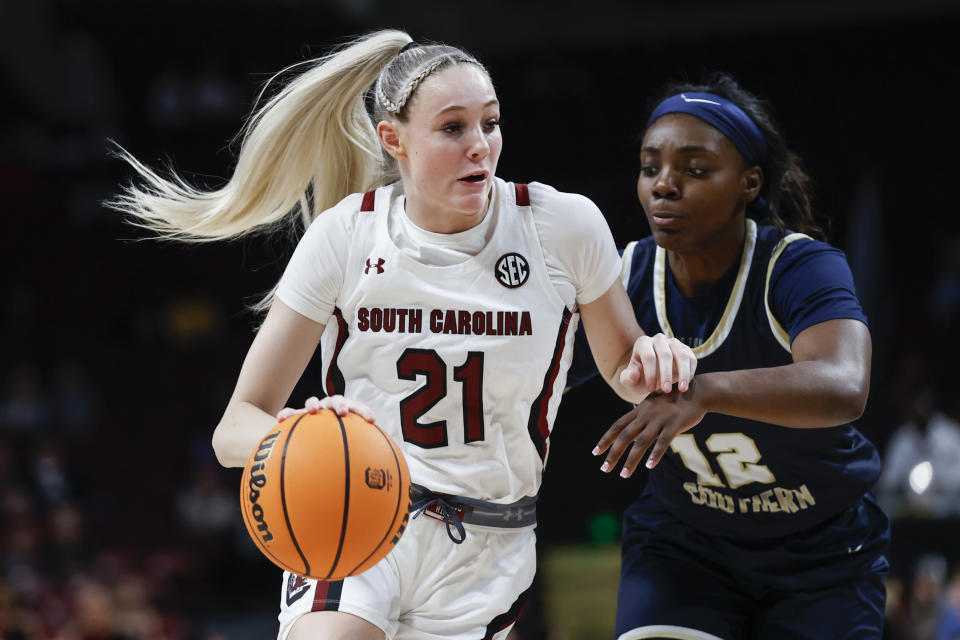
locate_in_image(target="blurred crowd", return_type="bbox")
[0,361,276,640]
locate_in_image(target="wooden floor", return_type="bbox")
[542,544,621,639]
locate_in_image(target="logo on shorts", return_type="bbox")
[365,257,386,274]
[285,573,311,606]
[503,507,524,521]
[495,253,529,288]
[365,467,392,490]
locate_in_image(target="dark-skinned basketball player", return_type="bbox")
[568,73,889,640]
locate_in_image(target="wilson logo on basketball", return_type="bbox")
[365,467,392,490]
[495,253,529,288]
[240,411,411,580]
[365,257,385,274]
[247,430,281,543]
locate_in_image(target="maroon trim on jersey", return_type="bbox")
[526,307,572,462]
[324,308,348,396]
[483,582,533,638]
[361,190,376,212]
[514,183,530,207]
[310,579,344,612]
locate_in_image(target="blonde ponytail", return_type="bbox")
[108,30,412,241]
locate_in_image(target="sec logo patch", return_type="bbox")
[495,253,529,288]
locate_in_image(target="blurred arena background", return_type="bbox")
[2,1,960,638]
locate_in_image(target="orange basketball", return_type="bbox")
[240,410,411,580]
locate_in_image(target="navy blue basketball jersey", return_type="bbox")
[570,220,884,539]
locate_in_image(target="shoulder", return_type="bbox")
[525,181,603,219]
[757,224,848,276]
[299,186,390,243]
[520,181,610,244]
[625,236,658,262]
[303,191,363,232]
[506,179,611,244]
[622,236,657,273]
[325,189,380,225]
[621,236,657,293]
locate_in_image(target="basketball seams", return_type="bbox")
[241,410,410,581]
[240,502,301,575]
[346,420,409,575]
[324,411,351,579]
[281,415,312,577]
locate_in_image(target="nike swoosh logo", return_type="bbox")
[681,93,722,106]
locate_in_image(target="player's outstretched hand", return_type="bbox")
[593,381,707,477]
[619,333,697,395]
[276,395,377,423]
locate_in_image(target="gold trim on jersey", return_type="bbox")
[617,625,725,640]
[653,219,757,358]
[763,232,812,353]
[621,240,639,289]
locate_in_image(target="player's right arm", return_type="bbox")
[212,300,326,468]
[213,194,356,467]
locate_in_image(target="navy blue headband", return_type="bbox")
[648,92,766,166]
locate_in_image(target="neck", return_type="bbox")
[668,217,747,296]
[403,187,491,235]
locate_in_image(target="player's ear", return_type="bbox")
[742,166,763,205]
[378,120,406,160]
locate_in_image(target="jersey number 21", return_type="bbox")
[397,348,485,448]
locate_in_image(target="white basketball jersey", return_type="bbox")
[318,179,577,504]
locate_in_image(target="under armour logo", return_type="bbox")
[503,508,524,522]
[365,258,385,274]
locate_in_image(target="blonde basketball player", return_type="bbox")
[110,31,697,640]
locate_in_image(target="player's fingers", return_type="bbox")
[653,334,674,394]
[645,424,678,469]
[602,419,651,473]
[276,407,298,421]
[304,396,324,413]
[324,395,351,416]
[619,364,641,387]
[632,336,659,393]
[618,426,659,478]
[593,409,636,456]
[348,399,377,423]
[673,340,695,392]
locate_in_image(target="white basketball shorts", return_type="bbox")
[277,513,536,639]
